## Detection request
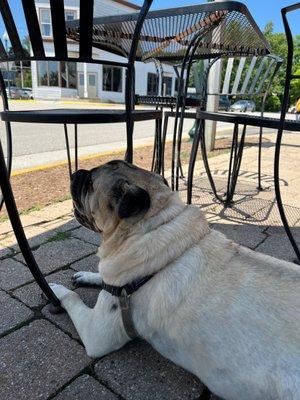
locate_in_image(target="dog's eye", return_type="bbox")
[108,202,114,211]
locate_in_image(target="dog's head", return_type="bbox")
[71,160,170,234]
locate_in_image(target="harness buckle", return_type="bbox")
[119,288,130,310]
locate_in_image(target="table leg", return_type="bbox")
[0,140,63,309]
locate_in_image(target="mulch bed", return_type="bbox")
[0,136,262,220]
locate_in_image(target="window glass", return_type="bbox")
[103,66,122,92]
[68,63,77,88]
[103,67,112,91]
[60,62,67,88]
[40,9,52,37]
[88,74,96,86]
[112,68,122,92]
[163,76,172,96]
[65,11,76,21]
[147,73,158,95]
[37,61,48,86]
[48,61,59,86]
[79,74,84,86]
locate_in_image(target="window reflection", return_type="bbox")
[37,61,77,88]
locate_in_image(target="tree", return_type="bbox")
[263,22,300,110]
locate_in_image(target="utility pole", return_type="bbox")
[205,0,223,151]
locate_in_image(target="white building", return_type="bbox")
[31,0,177,102]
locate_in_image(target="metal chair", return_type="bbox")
[0,0,156,308]
[187,54,282,205]
[187,2,300,263]
[274,2,300,263]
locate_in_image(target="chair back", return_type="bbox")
[206,54,282,99]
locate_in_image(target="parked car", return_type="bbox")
[5,86,32,99]
[230,100,256,112]
[288,106,296,114]
[23,87,34,99]
[219,95,231,111]
[6,86,21,99]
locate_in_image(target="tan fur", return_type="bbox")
[50,161,300,400]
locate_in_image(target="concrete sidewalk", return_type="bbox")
[0,128,299,399]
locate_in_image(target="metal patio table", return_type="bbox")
[66,1,270,187]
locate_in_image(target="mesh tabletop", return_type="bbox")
[66,1,270,62]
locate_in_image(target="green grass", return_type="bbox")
[46,231,71,243]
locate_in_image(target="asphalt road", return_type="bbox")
[0,100,286,171]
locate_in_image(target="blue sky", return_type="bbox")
[1,0,299,43]
[144,0,300,34]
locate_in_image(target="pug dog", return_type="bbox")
[50,160,300,400]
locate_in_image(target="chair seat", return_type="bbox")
[196,111,300,131]
[0,108,162,124]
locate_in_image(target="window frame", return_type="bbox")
[162,76,173,96]
[39,7,78,38]
[102,66,123,93]
[39,8,52,38]
[147,72,158,96]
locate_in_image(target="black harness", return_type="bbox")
[101,275,153,339]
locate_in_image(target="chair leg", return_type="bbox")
[155,117,162,174]
[0,121,12,211]
[257,126,263,190]
[161,114,169,177]
[0,140,63,309]
[64,124,72,180]
[151,121,158,172]
[187,119,202,204]
[74,124,78,172]
[224,123,239,207]
[227,124,247,205]
[200,120,224,204]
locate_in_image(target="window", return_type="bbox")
[40,9,51,37]
[163,76,173,96]
[103,66,122,92]
[40,8,77,37]
[88,74,96,86]
[147,73,158,95]
[37,61,77,88]
[37,61,48,86]
[65,10,76,21]
[60,63,77,88]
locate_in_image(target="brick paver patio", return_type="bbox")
[0,129,299,399]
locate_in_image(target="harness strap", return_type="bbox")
[101,275,153,297]
[100,274,153,340]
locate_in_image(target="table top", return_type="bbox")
[66,1,270,63]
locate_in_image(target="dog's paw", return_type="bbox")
[49,283,73,301]
[72,271,102,288]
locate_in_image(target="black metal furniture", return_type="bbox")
[186,54,282,204]
[0,0,285,308]
[0,0,156,307]
[187,3,300,263]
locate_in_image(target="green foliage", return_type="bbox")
[263,22,300,110]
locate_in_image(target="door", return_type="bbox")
[78,72,98,98]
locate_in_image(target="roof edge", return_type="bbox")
[111,0,140,10]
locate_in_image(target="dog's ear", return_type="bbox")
[113,180,151,219]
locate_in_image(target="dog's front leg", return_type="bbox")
[49,283,130,358]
